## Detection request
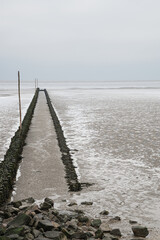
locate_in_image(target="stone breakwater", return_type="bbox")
[0,197,149,240]
[0,89,39,206]
[44,89,81,192]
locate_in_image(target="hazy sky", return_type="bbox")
[1,0,160,81]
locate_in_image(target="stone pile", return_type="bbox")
[0,197,149,240]
[0,89,39,206]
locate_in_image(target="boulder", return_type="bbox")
[110,228,121,237]
[100,223,111,233]
[44,198,54,207]
[7,214,31,227]
[37,220,54,231]
[5,226,25,236]
[132,226,149,237]
[71,231,88,239]
[40,202,52,211]
[91,219,101,228]
[44,230,66,239]
[0,237,11,240]
[95,228,104,239]
[78,215,89,223]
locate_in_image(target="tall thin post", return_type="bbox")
[35,78,37,91]
[18,71,22,132]
[37,78,38,88]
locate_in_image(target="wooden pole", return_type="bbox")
[18,71,22,132]
[35,78,37,91]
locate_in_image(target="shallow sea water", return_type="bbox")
[1,81,160,239]
[49,88,160,239]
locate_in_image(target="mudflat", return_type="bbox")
[13,91,67,201]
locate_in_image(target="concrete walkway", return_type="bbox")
[13,91,68,201]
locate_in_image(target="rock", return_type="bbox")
[103,237,112,240]
[7,213,31,227]
[11,201,22,209]
[5,226,25,236]
[81,201,93,206]
[132,226,149,237]
[40,201,52,211]
[0,237,11,240]
[129,220,138,224]
[78,215,89,223]
[104,234,119,240]
[112,216,121,221]
[110,228,121,237]
[36,237,50,240]
[74,209,84,214]
[62,228,74,238]
[71,231,88,239]
[32,229,41,238]
[24,232,34,240]
[100,210,109,216]
[44,198,54,207]
[6,234,20,240]
[22,197,35,204]
[66,219,78,230]
[91,219,101,228]
[51,221,60,229]
[100,223,111,233]
[37,220,54,231]
[68,202,77,207]
[0,226,5,235]
[44,230,66,239]
[95,228,104,239]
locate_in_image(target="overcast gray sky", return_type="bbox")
[1,0,160,82]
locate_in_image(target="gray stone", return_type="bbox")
[37,220,54,231]
[44,198,54,207]
[95,228,104,239]
[32,229,41,238]
[36,238,50,240]
[91,219,101,228]
[24,232,34,240]
[110,229,121,237]
[40,202,52,211]
[22,197,35,204]
[71,231,87,239]
[0,237,11,240]
[129,220,138,224]
[5,226,25,236]
[12,201,22,209]
[100,210,109,216]
[68,202,77,207]
[44,231,66,239]
[6,234,19,240]
[7,213,31,227]
[78,215,89,223]
[132,226,149,237]
[103,237,112,240]
[100,223,111,233]
[81,201,93,206]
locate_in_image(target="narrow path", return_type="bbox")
[13,91,68,201]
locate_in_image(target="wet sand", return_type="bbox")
[13,91,68,201]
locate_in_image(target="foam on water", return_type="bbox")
[49,88,160,237]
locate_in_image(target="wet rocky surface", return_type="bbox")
[0,197,149,240]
